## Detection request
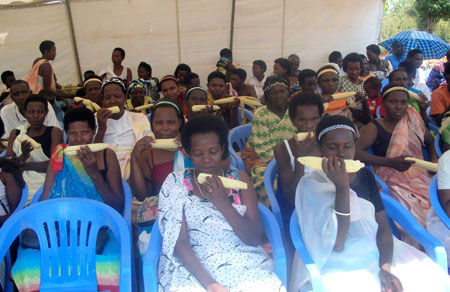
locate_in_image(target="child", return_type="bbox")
[363,77,383,118]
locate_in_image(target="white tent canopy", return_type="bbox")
[0,0,384,87]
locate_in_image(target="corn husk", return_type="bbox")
[64,143,109,156]
[297,156,365,173]
[405,157,437,172]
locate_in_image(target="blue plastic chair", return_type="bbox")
[435,133,443,158]
[237,107,253,124]
[228,124,252,171]
[429,175,450,230]
[264,159,285,237]
[427,106,439,133]
[0,198,132,291]
[376,106,382,119]
[143,202,288,292]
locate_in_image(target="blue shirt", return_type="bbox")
[385,55,405,70]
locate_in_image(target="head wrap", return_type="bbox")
[263,75,290,94]
[186,87,207,101]
[317,124,356,142]
[128,79,151,93]
[102,77,126,94]
[83,78,102,88]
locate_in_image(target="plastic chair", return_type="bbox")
[228,124,252,171]
[143,202,288,292]
[427,106,439,133]
[237,107,253,124]
[429,175,450,230]
[264,159,284,236]
[376,106,382,119]
[0,198,132,292]
[435,133,443,158]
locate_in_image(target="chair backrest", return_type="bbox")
[237,107,254,124]
[0,198,132,291]
[143,202,287,292]
[228,124,252,171]
[435,133,443,158]
[427,106,440,133]
[264,159,284,235]
[376,106,382,119]
[429,175,450,230]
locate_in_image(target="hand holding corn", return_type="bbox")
[64,143,109,156]
[192,105,220,112]
[404,157,437,172]
[297,156,364,173]
[197,173,248,190]
[149,139,179,150]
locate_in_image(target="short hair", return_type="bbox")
[366,44,381,55]
[1,71,14,84]
[288,92,324,119]
[174,63,192,77]
[113,47,125,58]
[181,114,229,160]
[392,41,403,48]
[39,40,55,55]
[63,107,96,132]
[220,48,232,58]
[207,71,226,84]
[398,61,416,77]
[231,68,247,81]
[253,60,267,72]
[388,69,407,83]
[328,51,342,63]
[359,54,368,61]
[185,72,199,85]
[24,94,48,111]
[83,75,103,85]
[381,83,409,101]
[342,53,363,72]
[274,58,292,75]
[316,115,356,144]
[150,99,184,131]
[10,80,30,91]
[316,65,338,82]
[84,70,95,76]
[406,49,423,59]
[0,118,4,138]
[38,89,55,100]
[288,54,300,61]
[363,77,382,90]
[138,62,152,76]
[298,69,316,84]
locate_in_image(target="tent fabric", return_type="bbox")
[0,0,384,87]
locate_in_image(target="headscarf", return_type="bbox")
[128,79,152,94]
[102,77,126,94]
[263,74,290,95]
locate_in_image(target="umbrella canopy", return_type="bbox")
[380,30,450,60]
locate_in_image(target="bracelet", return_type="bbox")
[334,209,351,216]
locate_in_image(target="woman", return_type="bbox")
[242,75,296,207]
[100,47,132,86]
[359,54,375,81]
[94,77,152,180]
[6,94,63,201]
[12,107,124,292]
[184,87,210,120]
[174,63,192,93]
[137,61,159,99]
[159,75,184,111]
[355,84,437,229]
[125,79,155,114]
[158,114,285,292]
[274,58,296,87]
[291,115,450,292]
[82,75,103,107]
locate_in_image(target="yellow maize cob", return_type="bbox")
[407,90,423,103]
[296,132,314,142]
[323,103,329,111]
[150,139,179,150]
[64,143,109,156]
[191,105,220,112]
[239,96,262,107]
[94,106,120,116]
[197,173,248,190]
[1,141,7,147]
[404,157,438,172]
[74,97,101,112]
[90,102,101,111]
[16,137,41,149]
[297,156,365,173]
[332,92,356,100]
[134,104,154,111]
[213,97,237,105]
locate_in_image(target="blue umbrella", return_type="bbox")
[379,30,450,60]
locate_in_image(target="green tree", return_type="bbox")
[413,0,450,34]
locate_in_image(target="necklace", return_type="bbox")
[193,168,224,200]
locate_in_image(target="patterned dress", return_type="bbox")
[157,169,285,292]
[337,77,366,111]
[242,107,295,207]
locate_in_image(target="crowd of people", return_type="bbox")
[0,39,450,292]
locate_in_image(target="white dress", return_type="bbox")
[100,64,129,80]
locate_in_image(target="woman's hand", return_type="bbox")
[200,175,230,210]
[380,269,403,292]
[322,94,333,103]
[388,156,414,172]
[173,135,182,150]
[417,94,430,112]
[77,146,100,177]
[293,132,316,157]
[19,140,33,162]
[207,283,228,292]
[132,136,154,158]
[322,156,349,189]
[96,108,113,132]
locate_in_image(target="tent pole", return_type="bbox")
[175,0,182,63]
[229,0,236,50]
[281,0,286,57]
[65,0,82,83]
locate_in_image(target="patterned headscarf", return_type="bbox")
[128,78,152,94]
[263,74,290,95]
[102,77,126,94]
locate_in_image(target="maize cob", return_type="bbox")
[191,105,220,112]
[74,97,101,112]
[16,137,41,149]
[64,143,109,156]
[332,92,356,100]
[149,139,179,150]
[213,97,237,105]
[134,104,154,111]
[297,156,365,173]
[1,141,8,147]
[296,132,314,142]
[323,103,329,111]
[404,157,438,172]
[197,173,248,190]
[240,100,245,122]
[239,96,262,107]
[94,106,120,116]
[407,90,423,103]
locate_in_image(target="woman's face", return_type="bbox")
[301,77,317,92]
[207,78,226,100]
[102,83,126,118]
[292,105,321,133]
[382,91,409,121]
[138,67,150,80]
[361,58,369,74]
[130,87,146,105]
[161,80,180,101]
[67,121,95,146]
[252,64,264,77]
[188,132,224,174]
[266,84,290,110]
[187,90,207,111]
[346,61,361,81]
[273,63,287,75]
[111,50,124,65]
[320,129,355,160]
[24,101,47,127]
[318,72,339,95]
[151,106,181,139]
[85,82,102,104]
[366,50,379,63]
[390,71,408,87]
[177,70,188,85]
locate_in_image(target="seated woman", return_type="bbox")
[358,54,375,81]
[159,75,184,111]
[316,65,350,117]
[12,107,124,292]
[125,79,155,114]
[137,61,159,100]
[158,114,285,291]
[94,77,152,180]
[291,115,450,292]
[184,87,210,120]
[6,94,63,201]
[242,75,296,207]
[83,75,103,108]
[355,84,437,229]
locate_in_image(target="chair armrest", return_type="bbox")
[366,166,389,195]
[143,221,163,292]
